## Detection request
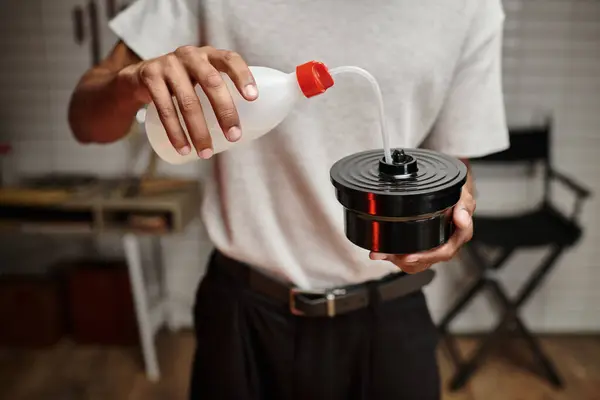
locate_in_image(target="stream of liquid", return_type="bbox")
[329,66,392,164]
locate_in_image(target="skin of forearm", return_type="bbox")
[68,65,143,144]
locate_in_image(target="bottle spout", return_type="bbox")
[296,61,334,98]
[328,65,392,164]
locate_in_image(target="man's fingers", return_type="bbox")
[163,55,213,158]
[181,52,242,143]
[378,254,432,274]
[370,252,434,274]
[454,188,475,229]
[404,227,470,266]
[140,63,190,154]
[136,46,257,156]
[369,252,389,261]
[401,262,433,274]
[210,49,258,101]
[371,189,476,272]
[454,207,472,229]
[370,229,470,272]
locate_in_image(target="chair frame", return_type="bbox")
[438,120,592,391]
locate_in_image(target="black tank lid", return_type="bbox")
[330,148,467,218]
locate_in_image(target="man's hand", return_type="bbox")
[69,42,257,152]
[369,178,476,274]
[117,46,257,159]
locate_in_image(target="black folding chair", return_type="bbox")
[439,122,592,391]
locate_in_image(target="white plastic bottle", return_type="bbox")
[145,61,335,164]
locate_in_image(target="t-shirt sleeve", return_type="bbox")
[423,0,509,159]
[108,0,200,61]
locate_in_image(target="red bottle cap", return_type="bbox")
[296,61,334,98]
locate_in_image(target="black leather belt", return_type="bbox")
[214,252,435,318]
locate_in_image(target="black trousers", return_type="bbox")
[190,253,440,400]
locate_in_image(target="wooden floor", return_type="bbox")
[0,332,599,400]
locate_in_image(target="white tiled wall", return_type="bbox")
[1,0,599,332]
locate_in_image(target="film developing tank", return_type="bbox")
[330,148,467,254]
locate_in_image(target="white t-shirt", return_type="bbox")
[110,0,509,290]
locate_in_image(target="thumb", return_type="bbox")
[369,252,389,261]
[454,205,472,230]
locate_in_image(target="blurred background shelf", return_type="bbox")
[0,176,200,234]
[0,175,202,381]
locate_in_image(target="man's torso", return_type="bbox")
[198,0,476,289]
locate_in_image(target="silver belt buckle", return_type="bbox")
[326,289,348,317]
[289,287,347,318]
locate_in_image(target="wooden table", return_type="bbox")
[0,177,201,382]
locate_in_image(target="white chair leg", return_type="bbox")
[123,233,160,381]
